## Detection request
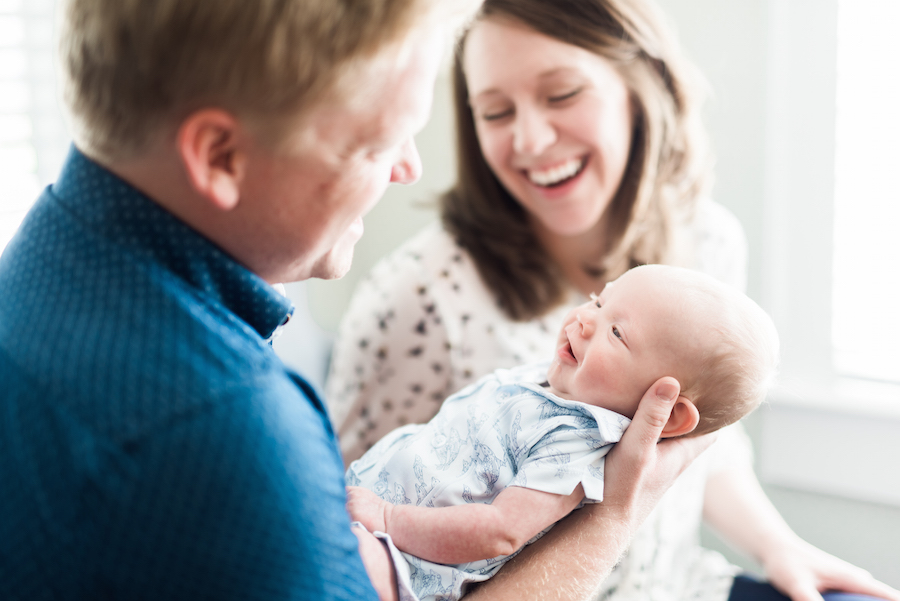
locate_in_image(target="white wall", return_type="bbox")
[277,0,900,587]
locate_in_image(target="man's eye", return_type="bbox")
[612,326,622,340]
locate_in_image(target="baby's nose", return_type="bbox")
[575,312,596,338]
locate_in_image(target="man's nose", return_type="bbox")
[390,138,422,185]
[512,107,557,156]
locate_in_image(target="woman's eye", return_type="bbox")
[549,88,582,103]
[481,108,513,122]
[612,326,622,340]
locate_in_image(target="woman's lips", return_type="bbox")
[526,156,586,187]
[522,155,590,199]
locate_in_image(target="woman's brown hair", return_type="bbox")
[441,0,712,320]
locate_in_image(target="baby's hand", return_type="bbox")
[346,486,390,534]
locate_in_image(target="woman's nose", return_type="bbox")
[512,107,557,156]
[390,137,422,185]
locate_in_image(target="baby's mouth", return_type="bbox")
[558,340,577,363]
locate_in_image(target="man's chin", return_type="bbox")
[310,248,355,281]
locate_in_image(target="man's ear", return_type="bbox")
[659,395,700,438]
[177,109,246,211]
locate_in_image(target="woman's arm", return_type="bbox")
[347,485,585,565]
[463,377,716,600]
[704,465,900,601]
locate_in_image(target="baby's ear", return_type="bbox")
[659,395,700,438]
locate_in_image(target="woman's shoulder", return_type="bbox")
[351,221,507,344]
[377,221,459,262]
[690,199,748,291]
[362,222,466,286]
[693,200,746,239]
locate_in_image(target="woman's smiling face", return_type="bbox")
[463,16,634,239]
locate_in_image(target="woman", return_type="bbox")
[327,0,899,599]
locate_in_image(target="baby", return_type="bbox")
[345,264,780,601]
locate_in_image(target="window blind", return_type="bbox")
[0,0,68,254]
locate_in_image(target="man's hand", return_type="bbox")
[346,486,390,534]
[602,376,716,524]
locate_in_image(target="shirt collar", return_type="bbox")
[52,146,294,341]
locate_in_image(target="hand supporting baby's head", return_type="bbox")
[547,264,779,437]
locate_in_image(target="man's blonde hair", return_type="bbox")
[59,0,465,163]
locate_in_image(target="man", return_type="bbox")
[0,0,711,599]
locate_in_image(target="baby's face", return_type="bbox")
[546,266,696,417]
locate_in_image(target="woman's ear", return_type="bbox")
[177,109,246,211]
[659,395,700,438]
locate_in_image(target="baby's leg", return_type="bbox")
[351,523,398,601]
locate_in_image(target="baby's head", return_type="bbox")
[546,264,779,437]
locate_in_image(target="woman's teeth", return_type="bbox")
[527,157,584,187]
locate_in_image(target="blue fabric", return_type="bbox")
[0,147,377,600]
[729,574,888,601]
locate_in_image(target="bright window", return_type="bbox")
[832,0,900,384]
[758,0,900,511]
[0,0,68,254]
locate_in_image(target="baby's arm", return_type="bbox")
[346,484,585,565]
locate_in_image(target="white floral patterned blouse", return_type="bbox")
[326,200,751,601]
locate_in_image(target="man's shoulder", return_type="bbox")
[0,210,291,443]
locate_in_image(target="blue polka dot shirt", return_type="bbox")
[0,147,377,600]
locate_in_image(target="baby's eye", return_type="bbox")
[612,326,622,340]
[590,292,601,308]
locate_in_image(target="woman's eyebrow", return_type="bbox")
[536,66,581,80]
[470,67,585,103]
[469,88,505,105]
